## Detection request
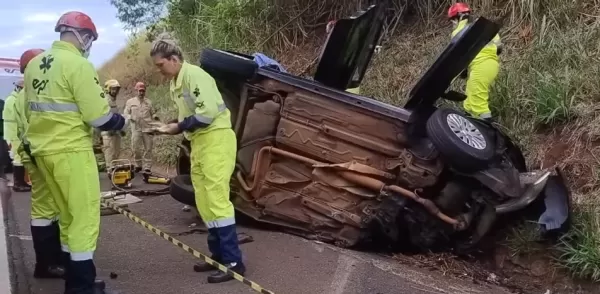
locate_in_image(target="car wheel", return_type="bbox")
[200,49,258,80]
[426,108,494,172]
[170,175,196,206]
[176,140,191,176]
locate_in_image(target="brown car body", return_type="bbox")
[170,5,570,251]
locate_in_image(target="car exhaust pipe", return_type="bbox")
[236,146,467,230]
[495,171,551,214]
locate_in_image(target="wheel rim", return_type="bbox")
[446,113,487,150]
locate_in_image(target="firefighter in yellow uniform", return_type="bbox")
[102,79,124,174]
[124,82,157,173]
[150,35,245,283]
[448,2,502,121]
[14,48,66,279]
[23,11,126,294]
[3,80,31,191]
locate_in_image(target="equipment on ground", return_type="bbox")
[108,159,135,189]
[142,171,171,185]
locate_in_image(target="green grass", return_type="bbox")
[504,221,544,257]
[555,207,600,282]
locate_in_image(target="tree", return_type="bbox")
[110,0,167,30]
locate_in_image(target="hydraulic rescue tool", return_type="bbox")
[142,172,171,185]
[108,159,135,189]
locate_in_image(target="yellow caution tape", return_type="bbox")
[100,198,275,294]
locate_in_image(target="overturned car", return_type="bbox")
[170,5,570,251]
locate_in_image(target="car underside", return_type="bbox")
[170,5,571,252]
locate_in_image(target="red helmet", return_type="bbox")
[54,11,98,41]
[448,3,471,19]
[19,48,45,74]
[134,82,146,91]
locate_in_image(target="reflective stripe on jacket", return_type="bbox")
[23,41,113,156]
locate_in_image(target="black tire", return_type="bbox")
[169,175,196,206]
[200,49,258,81]
[176,139,191,176]
[426,108,494,172]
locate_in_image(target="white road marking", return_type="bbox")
[327,254,357,294]
[8,234,32,241]
[318,241,509,294]
[0,198,13,294]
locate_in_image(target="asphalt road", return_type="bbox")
[2,175,513,294]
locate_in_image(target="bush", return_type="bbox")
[555,207,600,282]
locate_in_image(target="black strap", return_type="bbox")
[22,143,37,167]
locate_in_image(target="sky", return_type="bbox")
[0,0,130,67]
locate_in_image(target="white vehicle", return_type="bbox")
[0,58,21,172]
[0,58,21,101]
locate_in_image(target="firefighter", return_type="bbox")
[23,11,127,293]
[448,2,502,121]
[124,81,158,173]
[150,35,245,283]
[15,48,65,279]
[102,79,125,174]
[93,128,105,171]
[3,79,31,191]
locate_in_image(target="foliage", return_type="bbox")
[556,208,600,282]
[110,0,167,30]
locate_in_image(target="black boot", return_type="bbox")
[194,228,221,272]
[207,262,246,284]
[31,224,65,279]
[62,253,106,291]
[193,258,219,272]
[12,165,31,192]
[64,259,110,294]
[206,225,245,284]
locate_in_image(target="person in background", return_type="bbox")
[102,79,125,175]
[23,11,127,294]
[150,34,246,283]
[93,128,105,171]
[15,48,66,280]
[448,2,502,122]
[124,81,158,174]
[3,79,31,191]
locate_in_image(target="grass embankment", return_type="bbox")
[100,0,600,285]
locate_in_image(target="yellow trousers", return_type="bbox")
[36,151,101,260]
[190,128,236,227]
[101,132,122,170]
[464,59,499,119]
[21,155,60,225]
